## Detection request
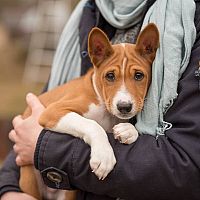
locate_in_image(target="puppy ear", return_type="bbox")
[88,27,113,67]
[135,23,159,63]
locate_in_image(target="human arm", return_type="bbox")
[0,151,21,196]
[0,94,44,199]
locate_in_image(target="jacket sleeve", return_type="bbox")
[0,151,21,196]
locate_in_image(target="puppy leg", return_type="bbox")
[113,123,138,144]
[20,166,41,200]
[64,190,77,200]
[39,105,116,180]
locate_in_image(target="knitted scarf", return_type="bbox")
[136,0,196,136]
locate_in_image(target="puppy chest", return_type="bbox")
[83,103,116,132]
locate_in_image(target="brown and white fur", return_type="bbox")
[20,24,159,200]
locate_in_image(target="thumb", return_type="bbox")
[26,93,45,117]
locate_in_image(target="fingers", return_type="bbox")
[26,93,44,117]
[13,144,19,153]
[13,146,29,166]
[12,115,23,129]
[9,129,17,143]
[9,130,23,165]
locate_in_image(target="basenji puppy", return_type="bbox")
[19,23,159,200]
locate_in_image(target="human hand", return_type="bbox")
[9,93,45,166]
[1,192,37,200]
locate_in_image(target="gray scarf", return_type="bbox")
[136,0,196,136]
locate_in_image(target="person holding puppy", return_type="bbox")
[1,0,200,199]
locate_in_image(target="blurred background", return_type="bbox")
[0,0,78,165]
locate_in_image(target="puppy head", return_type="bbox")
[88,24,159,119]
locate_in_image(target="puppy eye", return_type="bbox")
[134,71,144,81]
[105,72,115,82]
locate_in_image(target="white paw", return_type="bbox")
[89,143,116,180]
[113,123,138,144]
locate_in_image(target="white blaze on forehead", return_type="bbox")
[121,43,127,81]
[122,57,127,77]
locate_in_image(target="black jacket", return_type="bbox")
[1,0,200,199]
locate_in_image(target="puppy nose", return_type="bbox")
[117,102,132,114]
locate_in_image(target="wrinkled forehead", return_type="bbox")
[100,43,149,70]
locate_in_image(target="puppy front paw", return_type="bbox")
[113,123,138,144]
[89,144,116,180]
